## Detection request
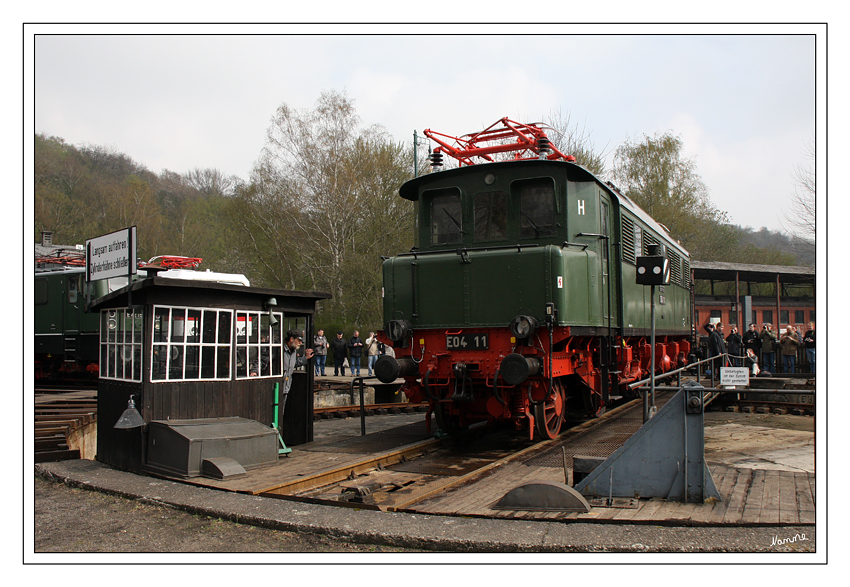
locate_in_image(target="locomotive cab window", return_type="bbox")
[428,188,463,245]
[517,179,556,239]
[474,191,507,242]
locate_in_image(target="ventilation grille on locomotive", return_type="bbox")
[643,232,659,256]
[621,215,636,265]
[668,250,682,285]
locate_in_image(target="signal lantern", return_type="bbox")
[509,315,539,339]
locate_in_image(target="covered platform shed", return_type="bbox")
[691,260,815,331]
[91,274,330,473]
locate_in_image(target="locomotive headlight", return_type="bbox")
[509,315,538,339]
[385,319,413,342]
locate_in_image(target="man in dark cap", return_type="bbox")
[330,331,348,376]
[281,329,313,415]
[707,322,727,375]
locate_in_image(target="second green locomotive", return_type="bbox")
[376,118,692,439]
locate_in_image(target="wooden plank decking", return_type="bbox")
[409,461,815,526]
[137,404,815,526]
[34,390,98,462]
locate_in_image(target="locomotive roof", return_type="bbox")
[400,159,690,257]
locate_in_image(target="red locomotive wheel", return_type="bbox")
[534,380,566,440]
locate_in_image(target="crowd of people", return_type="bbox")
[311,329,387,377]
[308,320,816,381]
[704,321,815,376]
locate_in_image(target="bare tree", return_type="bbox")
[781,138,815,265]
[230,90,413,326]
[543,108,608,176]
[185,167,236,197]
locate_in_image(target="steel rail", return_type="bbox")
[387,393,653,512]
[257,436,446,497]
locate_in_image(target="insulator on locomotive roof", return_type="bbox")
[429,150,443,170]
[536,136,551,160]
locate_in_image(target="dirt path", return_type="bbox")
[33,475,419,553]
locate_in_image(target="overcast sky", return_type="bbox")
[30,24,821,234]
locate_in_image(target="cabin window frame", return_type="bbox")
[234,310,285,380]
[150,305,238,383]
[426,188,464,246]
[515,177,557,240]
[99,307,145,382]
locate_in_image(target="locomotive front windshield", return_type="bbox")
[519,180,556,238]
[474,191,508,242]
[430,189,463,245]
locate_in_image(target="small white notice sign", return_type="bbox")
[86,226,137,282]
[720,367,749,386]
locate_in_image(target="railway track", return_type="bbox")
[707,387,815,416]
[259,393,658,513]
[261,385,816,514]
[36,385,98,396]
[313,402,428,419]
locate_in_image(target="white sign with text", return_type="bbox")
[720,367,750,386]
[86,226,137,282]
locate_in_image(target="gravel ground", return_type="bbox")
[33,474,421,553]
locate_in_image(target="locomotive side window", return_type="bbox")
[429,189,463,245]
[35,279,48,305]
[68,275,79,303]
[518,180,556,238]
[474,191,507,242]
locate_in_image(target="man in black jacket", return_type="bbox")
[803,322,815,375]
[347,330,364,377]
[707,323,728,375]
[742,323,759,355]
[726,326,743,367]
[330,331,348,376]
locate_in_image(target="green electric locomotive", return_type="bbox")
[375,118,692,439]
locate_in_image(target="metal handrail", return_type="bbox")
[350,376,382,436]
[627,355,719,391]
[627,351,755,392]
